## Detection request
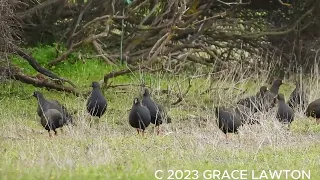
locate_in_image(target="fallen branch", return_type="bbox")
[103,56,160,82]
[92,40,116,64]
[66,0,93,48]
[106,83,151,89]
[14,47,76,87]
[278,0,292,7]
[172,78,192,105]
[217,0,250,6]
[103,65,143,85]
[72,15,127,39]
[11,71,81,96]
[49,32,109,66]
[102,63,163,90]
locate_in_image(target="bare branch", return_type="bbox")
[172,78,192,105]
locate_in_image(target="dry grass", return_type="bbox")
[0,66,320,179]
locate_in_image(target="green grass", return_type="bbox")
[1,46,320,179]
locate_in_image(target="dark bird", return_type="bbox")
[287,82,308,110]
[40,109,64,137]
[215,106,242,140]
[237,86,269,112]
[270,79,283,95]
[305,98,320,124]
[129,98,151,135]
[142,88,172,135]
[33,91,73,126]
[263,79,284,111]
[235,104,260,125]
[275,94,294,125]
[86,82,107,118]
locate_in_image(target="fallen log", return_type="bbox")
[10,70,81,96]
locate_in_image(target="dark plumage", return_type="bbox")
[215,106,242,139]
[237,86,269,112]
[275,94,294,125]
[263,79,283,111]
[142,88,171,134]
[270,79,283,95]
[305,99,320,123]
[235,104,260,125]
[287,82,308,110]
[40,109,64,137]
[33,91,73,126]
[129,98,151,135]
[86,82,107,118]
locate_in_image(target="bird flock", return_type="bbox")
[33,81,171,137]
[216,79,320,140]
[32,79,320,139]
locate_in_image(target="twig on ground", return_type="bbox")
[172,78,192,105]
[106,83,150,89]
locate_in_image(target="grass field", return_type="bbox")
[0,46,319,179]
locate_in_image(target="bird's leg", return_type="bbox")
[48,130,52,138]
[226,133,233,142]
[136,128,140,135]
[88,117,91,127]
[225,133,229,144]
[96,121,101,131]
[54,130,58,136]
[87,114,96,128]
[157,125,160,135]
